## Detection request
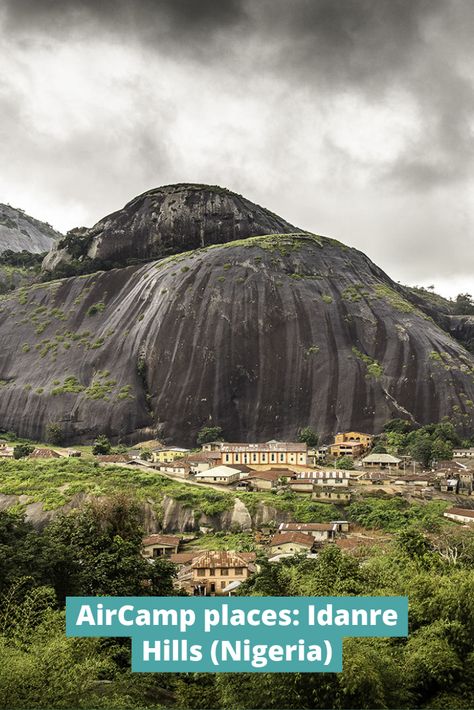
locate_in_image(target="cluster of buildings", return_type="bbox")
[141,520,352,596]
[138,434,474,500]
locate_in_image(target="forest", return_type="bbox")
[1,494,474,709]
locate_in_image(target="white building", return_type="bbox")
[453,448,474,459]
[444,507,474,524]
[194,464,250,485]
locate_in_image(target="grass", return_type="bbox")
[373,284,415,314]
[352,347,384,380]
[0,458,235,513]
[0,459,339,521]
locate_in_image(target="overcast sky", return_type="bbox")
[0,0,473,297]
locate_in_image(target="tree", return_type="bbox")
[383,418,414,435]
[431,437,453,462]
[408,436,433,468]
[13,443,33,459]
[297,426,319,447]
[45,422,64,446]
[454,293,474,315]
[44,495,177,599]
[140,450,152,461]
[92,434,111,455]
[335,456,354,470]
[196,426,223,446]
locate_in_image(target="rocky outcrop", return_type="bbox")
[42,184,298,274]
[1,226,473,444]
[0,493,292,533]
[0,203,61,254]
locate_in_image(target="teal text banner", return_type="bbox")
[66,596,408,673]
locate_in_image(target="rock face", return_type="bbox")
[0,203,61,254]
[0,492,292,532]
[1,214,473,443]
[42,184,298,274]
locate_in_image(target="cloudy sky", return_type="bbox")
[0,0,473,297]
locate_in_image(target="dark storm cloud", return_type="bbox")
[0,0,473,296]
[2,0,248,39]
[3,0,471,189]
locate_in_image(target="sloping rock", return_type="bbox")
[1,230,473,444]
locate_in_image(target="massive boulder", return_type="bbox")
[1,225,473,444]
[42,183,298,274]
[0,203,61,254]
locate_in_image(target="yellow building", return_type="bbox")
[329,431,373,459]
[151,446,191,463]
[334,431,373,447]
[178,551,256,596]
[221,441,307,467]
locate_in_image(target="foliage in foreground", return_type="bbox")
[1,499,474,709]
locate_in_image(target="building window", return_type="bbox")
[271,453,276,462]
[197,569,206,577]
[220,568,228,576]
[252,453,257,462]
[279,453,285,462]
[221,581,227,589]
[235,454,239,462]
[234,567,244,575]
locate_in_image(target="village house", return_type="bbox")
[201,441,225,452]
[29,448,60,459]
[453,448,474,459]
[194,464,251,485]
[220,440,307,467]
[329,431,373,459]
[444,507,474,524]
[392,474,434,487]
[459,471,474,495]
[356,471,393,485]
[287,480,314,494]
[296,470,351,486]
[329,440,365,458]
[360,453,402,469]
[185,451,222,473]
[247,468,297,491]
[142,534,181,559]
[335,431,374,448]
[153,460,192,479]
[151,446,191,463]
[175,550,257,596]
[439,478,459,493]
[278,522,337,542]
[96,454,130,464]
[0,442,14,458]
[316,445,329,461]
[270,532,314,556]
[311,486,351,503]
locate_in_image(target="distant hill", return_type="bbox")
[0,203,62,255]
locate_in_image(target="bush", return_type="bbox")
[13,443,34,459]
[196,426,223,446]
[46,422,64,446]
[92,435,111,455]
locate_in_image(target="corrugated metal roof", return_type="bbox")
[191,551,256,568]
